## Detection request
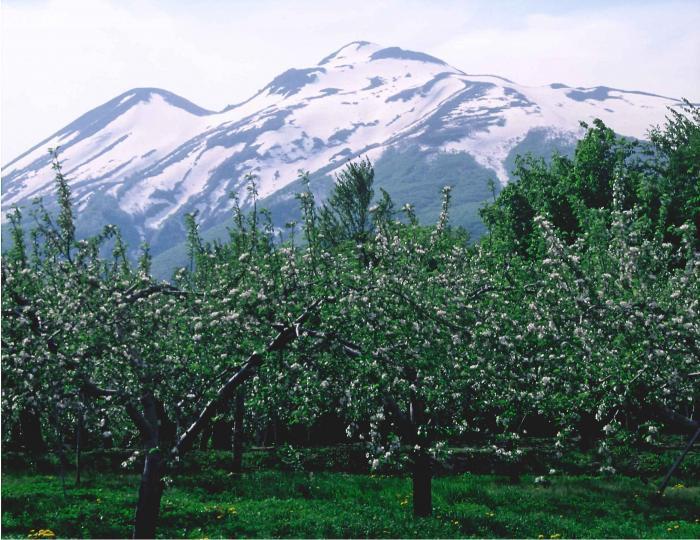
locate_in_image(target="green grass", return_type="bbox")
[2,469,699,539]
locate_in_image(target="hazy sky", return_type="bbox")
[2,0,699,162]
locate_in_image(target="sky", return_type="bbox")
[2,0,699,163]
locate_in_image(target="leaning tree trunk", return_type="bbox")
[130,302,322,538]
[232,388,245,473]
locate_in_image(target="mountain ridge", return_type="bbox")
[1,41,682,272]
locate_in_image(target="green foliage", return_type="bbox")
[481,106,700,256]
[49,148,76,260]
[373,145,494,236]
[319,157,376,246]
[6,207,27,267]
[479,119,640,255]
[645,99,700,245]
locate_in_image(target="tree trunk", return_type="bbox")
[155,399,177,449]
[130,392,166,539]
[129,305,322,538]
[19,407,46,453]
[75,409,84,486]
[102,425,114,449]
[56,442,68,498]
[232,388,245,473]
[271,416,279,446]
[412,448,432,517]
[48,409,67,497]
[133,449,165,539]
[211,417,232,451]
[9,416,24,450]
[200,425,212,450]
[578,412,598,451]
[508,463,521,484]
[409,396,432,517]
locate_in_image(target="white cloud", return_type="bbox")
[431,4,700,96]
[1,0,698,162]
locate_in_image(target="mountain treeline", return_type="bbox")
[2,102,698,537]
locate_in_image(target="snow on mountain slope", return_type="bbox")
[2,41,680,255]
[3,89,212,210]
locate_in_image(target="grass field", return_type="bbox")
[2,469,699,539]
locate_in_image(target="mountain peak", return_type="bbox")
[114,88,213,116]
[369,46,447,66]
[318,41,382,66]
[318,42,449,69]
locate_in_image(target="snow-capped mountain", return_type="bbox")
[2,41,680,268]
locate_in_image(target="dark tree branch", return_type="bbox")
[125,401,155,441]
[82,380,120,398]
[383,395,415,441]
[304,329,362,357]
[652,404,699,430]
[172,300,323,458]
